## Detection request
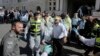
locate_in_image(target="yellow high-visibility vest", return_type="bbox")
[95,37,100,48]
[30,18,41,34]
[95,23,100,48]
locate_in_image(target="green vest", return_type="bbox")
[30,19,41,35]
[94,23,100,30]
[95,37,100,48]
[95,23,100,48]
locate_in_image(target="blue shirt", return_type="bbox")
[72,18,80,26]
[52,23,68,39]
[78,19,86,29]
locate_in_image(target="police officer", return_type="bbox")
[24,12,42,56]
[1,20,24,56]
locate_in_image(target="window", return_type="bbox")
[54,0,55,1]
[53,7,56,10]
[18,0,21,2]
[49,0,51,2]
[53,2,56,6]
[49,7,51,10]
[22,6,26,10]
[48,0,56,11]
[2,0,9,4]
[49,2,51,6]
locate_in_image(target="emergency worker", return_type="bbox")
[24,12,42,56]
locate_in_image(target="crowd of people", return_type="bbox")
[0,6,100,56]
[0,7,29,24]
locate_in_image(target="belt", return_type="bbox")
[30,32,40,36]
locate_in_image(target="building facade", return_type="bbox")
[0,0,3,7]
[0,0,99,15]
[95,0,100,10]
[0,0,67,14]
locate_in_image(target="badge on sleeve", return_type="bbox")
[7,41,13,49]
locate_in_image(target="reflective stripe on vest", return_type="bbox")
[30,19,41,34]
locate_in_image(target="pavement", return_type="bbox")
[0,24,93,56]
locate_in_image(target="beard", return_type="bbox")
[15,30,23,35]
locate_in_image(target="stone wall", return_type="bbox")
[3,0,46,12]
[92,11,100,20]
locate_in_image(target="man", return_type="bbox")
[72,13,80,28]
[80,16,96,56]
[20,11,29,25]
[77,15,87,36]
[9,8,15,23]
[84,16,95,38]
[73,26,95,56]
[41,14,53,56]
[24,12,42,56]
[1,20,24,56]
[63,14,72,32]
[74,16,96,56]
[0,7,4,23]
[52,16,68,56]
[70,13,80,43]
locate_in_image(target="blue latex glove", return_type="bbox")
[44,45,53,54]
[73,28,80,35]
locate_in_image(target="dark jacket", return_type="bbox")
[84,20,95,38]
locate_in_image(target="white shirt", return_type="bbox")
[21,13,28,22]
[0,11,4,17]
[52,23,68,39]
[14,11,20,19]
[79,35,95,47]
